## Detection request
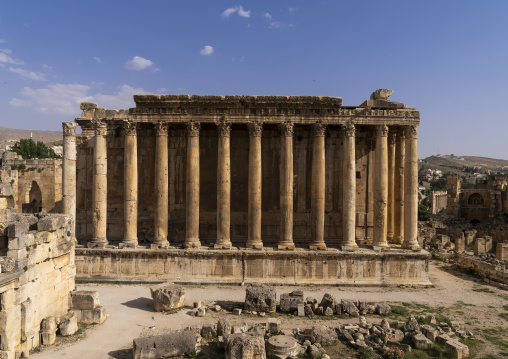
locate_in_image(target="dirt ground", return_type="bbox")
[31,262,508,359]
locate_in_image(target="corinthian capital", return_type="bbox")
[62,122,77,136]
[186,121,200,137]
[92,120,107,137]
[342,122,355,137]
[217,120,232,137]
[406,125,417,139]
[248,121,263,137]
[122,121,137,136]
[312,122,326,137]
[376,125,388,137]
[154,121,168,136]
[279,122,294,137]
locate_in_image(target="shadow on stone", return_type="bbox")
[107,348,132,359]
[121,297,156,312]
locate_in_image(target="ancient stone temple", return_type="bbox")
[67,89,430,285]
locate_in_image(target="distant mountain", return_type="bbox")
[0,126,62,144]
[421,155,508,174]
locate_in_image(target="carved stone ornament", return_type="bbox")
[279,122,294,137]
[397,128,406,141]
[376,125,388,137]
[248,121,263,137]
[92,120,107,137]
[186,121,200,137]
[342,122,355,137]
[154,121,169,136]
[122,121,137,136]
[217,120,232,137]
[62,122,77,136]
[406,125,417,139]
[312,122,326,137]
[388,131,397,146]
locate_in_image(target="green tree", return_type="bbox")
[418,203,434,221]
[10,139,61,159]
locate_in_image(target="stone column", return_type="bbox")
[215,121,232,249]
[387,131,396,243]
[394,129,405,244]
[279,122,295,250]
[310,123,327,250]
[373,125,389,248]
[185,121,201,248]
[62,122,77,236]
[403,126,421,250]
[341,122,358,250]
[246,121,263,250]
[122,121,138,248]
[90,120,108,247]
[153,121,169,249]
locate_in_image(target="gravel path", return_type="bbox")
[32,263,508,358]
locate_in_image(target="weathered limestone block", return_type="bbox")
[218,318,232,337]
[201,324,217,338]
[38,215,68,232]
[225,333,266,359]
[413,333,433,350]
[310,325,338,345]
[70,291,100,310]
[497,243,508,261]
[7,223,29,239]
[58,312,78,336]
[266,335,300,358]
[319,293,338,313]
[484,236,493,252]
[404,316,420,333]
[267,318,281,333]
[150,283,185,312]
[0,257,15,273]
[474,238,486,256]
[455,236,465,253]
[342,300,359,316]
[445,340,469,359]
[41,317,57,345]
[81,306,107,325]
[280,290,304,312]
[132,331,197,359]
[464,231,475,246]
[358,301,376,315]
[244,284,276,313]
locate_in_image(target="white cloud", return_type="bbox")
[42,64,52,70]
[263,13,272,19]
[9,83,91,115]
[0,50,23,65]
[200,45,214,56]
[222,6,238,17]
[125,56,153,71]
[9,83,147,115]
[156,88,167,93]
[237,6,250,18]
[269,22,281,28]
[221,5,250,18]
[9,67,47,81]
[289,7,298,13]
[93,56,102,63]
[150,67,160,73]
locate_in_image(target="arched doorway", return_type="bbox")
[22,181,42,213]
[468,193,484,205]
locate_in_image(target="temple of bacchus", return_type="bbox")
[65,89,430,285]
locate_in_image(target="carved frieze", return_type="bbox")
[62,122,77,136]
[186,121,200,137]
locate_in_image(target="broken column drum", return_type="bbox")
[72,91,421,250]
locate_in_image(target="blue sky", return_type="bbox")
[0,1,507,158]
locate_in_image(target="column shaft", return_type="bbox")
[394,130,405,244]
[373,125,389,248]
[341,123,358,250]
[185,122,201,248]
[153,122,169,248]
[310,123,326,250]
[215,121,232,249]
[62,122,77,236]
[387,131,396,242]
[247,122,263,249]
[122,121,138,247]
[91,121,108,247]
[279,122,295,250]
[403,126,421,250]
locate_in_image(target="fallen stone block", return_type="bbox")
[149,283,185,312]
[342,300,359,316]
[267,318,281,333]
[201,324,217,338]
[304,304,314,316]
[217,318,232,337]
[280,290,304,313]
[358,301,376,315]
[404,316,420,333]
[266,335,299,358]
[196,307,206,317]
[225,333,266,359]
[319,293,338,313]
[41,317,57,345]
[58,312,78,336]
[413,333,433,350]
[233,308,242,315]
[375,303,391,315]
[70,291,100,310]
[81,306,107,325]
[132,331,197,359]
[244,283,276,313]
[310,325,338,346]
[297,303,305,317]
[445,340,469,359]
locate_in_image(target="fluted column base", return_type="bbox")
[277,242,295,251]
[246,240,263,250]
[309,242,327,251]
[214,242,233,250]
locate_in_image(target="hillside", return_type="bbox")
[0,126,62,144]
[421,155,508,175]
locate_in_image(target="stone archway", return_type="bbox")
[22,181,42,213]
[467,193,484,205]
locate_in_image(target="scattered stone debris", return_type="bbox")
[132,330,197,359]
[149,283,185,312]
[244,283,276,313]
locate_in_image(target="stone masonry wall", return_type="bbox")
[0,209,75,358]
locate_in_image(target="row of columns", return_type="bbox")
[62,121,420,251]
